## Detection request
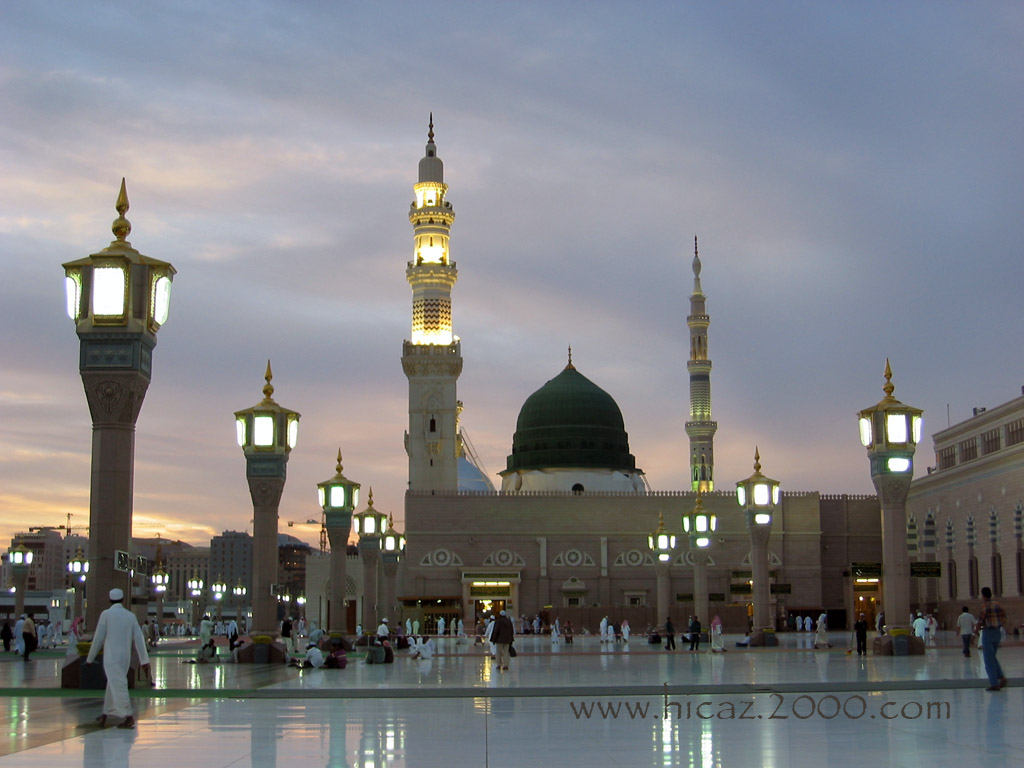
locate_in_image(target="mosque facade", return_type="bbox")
[386,123,884,634]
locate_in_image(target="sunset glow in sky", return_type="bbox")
[1,2,1022,548]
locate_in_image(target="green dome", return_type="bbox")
[503,364,637,473]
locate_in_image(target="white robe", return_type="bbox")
[437,618,446,636]
[599,617,608,642]
[86,603,150,718]
[622,622,631,642]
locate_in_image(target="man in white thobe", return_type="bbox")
[199,615,214,646]
[13,616,25,655]
[437,617,446,637]
[85,588,150,729]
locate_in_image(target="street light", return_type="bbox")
[235,361,299,637]
[682,491,716,628]
[187,572,204,631]
[317,449,359,634]
[858,359,922,636]
[380,515,406,626]
[68,546,89,622]
[355,491,388,630]
[232,580,248,632]
[9,543,34,617]
[63,180,175,629]
[737,447,780,640]
[151,560,168,638]
[648,512,677,625]
[211,575,227,623]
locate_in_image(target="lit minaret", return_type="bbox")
[685,237,717,491]
[402,115,462,491]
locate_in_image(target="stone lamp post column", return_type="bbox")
[234,362,299,637]
[63,180,176,629]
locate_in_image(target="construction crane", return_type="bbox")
[286,518,327,552]
[29,512,81,536]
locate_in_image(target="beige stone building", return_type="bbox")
[907,389,1024,629]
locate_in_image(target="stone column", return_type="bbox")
[359,542,381,630]
[692,549,711,627]
[749,524,772,629]
[874,475,914,630]
[381,555,399,623]
[82,369,149,629]
[326,526,349,634]
[654,561,671,627]
[248,476,285,636]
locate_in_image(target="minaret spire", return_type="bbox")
[403,119,462,492]
[684,238,717,492]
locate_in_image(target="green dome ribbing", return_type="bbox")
[504,365,637,473]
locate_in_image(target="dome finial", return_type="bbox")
[367,487,374,508]
[336,448,343,474]
[262,359,274,400]
[882,358,895,399]
[753,446,761,473]
[428,112,434,143]
[112,177,132,241]
[566,345,575,370]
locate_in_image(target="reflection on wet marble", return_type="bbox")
[0,633,1021,767]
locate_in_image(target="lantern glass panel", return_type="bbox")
[912,415,923,444]
[755,512,772,525]
[696,516,708,533]
[253,414,274,447]
[93,266,126,316]
[887,457,911,473]
[736,486,746,506]
[235,417,246,447]
[352,487,359,508]
[152,275,172,325]
[753,483,770,506]
[886,413,908,443]
[287,416,299,449]
[65,275,82,320]
[772,486,780,504]
[329,485,346,508]
[859,416,872,447]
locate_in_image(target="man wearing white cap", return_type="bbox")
[376,617,390,640]
[85,588,151,729]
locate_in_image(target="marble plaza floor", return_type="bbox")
[0,631,1021,767]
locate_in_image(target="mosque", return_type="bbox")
[375,121,885,634]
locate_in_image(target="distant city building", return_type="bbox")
[210,530,254,599]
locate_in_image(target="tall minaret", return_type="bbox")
[402,115,462,491]
[685,237,717,492]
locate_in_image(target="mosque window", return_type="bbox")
[968,555,978,597]
[429,417,436,433]
[1008,418,1024,447]
[947,559,957,599]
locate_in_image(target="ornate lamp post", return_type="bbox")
[235,361,299,636]
[737,448,780,640]
[683,491,716,627]
[316,449,359,634]
[151,560,168,637]
[232,580,248,631]
[647,512,677,626]
[63,181,175,629]
[354,492,388,630]
[380,515,406,625]
[9,544,33,617]
[186,572,204,631]
[859,360,922,635]
[211,575,227,623]
[68,546,89,622]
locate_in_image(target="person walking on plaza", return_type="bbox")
[621,619,631,644]
[85,588,151,729]
[281,616,294,653]
[956,606,976,657]
[975,587,1007,691]
[1,621,11,652]
[853,613,869,656]
[13,616,25,656]
[688,615,701,651]
[21,615,37,661]
[492,610,515,670]
[664,617,676,650]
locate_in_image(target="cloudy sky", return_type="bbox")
[1,2,1021,550]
